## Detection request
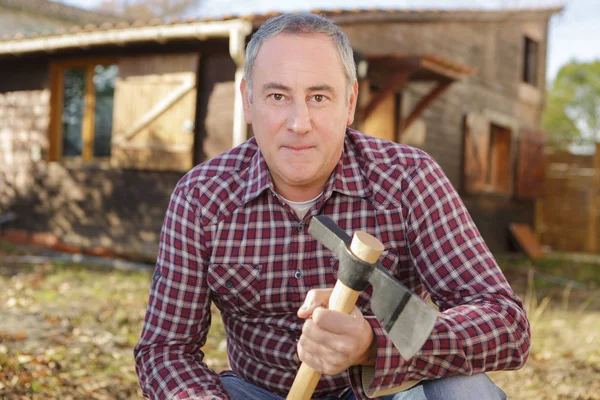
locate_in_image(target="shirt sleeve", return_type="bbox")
[349,158,531,398]
[134,183,230,400]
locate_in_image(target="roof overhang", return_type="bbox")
[249,7,564,27]
[361,54,477,130]
[366,54,477,82]
[0,19,252,56]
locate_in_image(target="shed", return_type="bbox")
[0,6,561,259]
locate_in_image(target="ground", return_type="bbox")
[0,241,598,399]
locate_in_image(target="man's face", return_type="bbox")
[241,33,358,202]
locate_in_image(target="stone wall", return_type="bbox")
[0,90,49,212]
[6,162,182,261]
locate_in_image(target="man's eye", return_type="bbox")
[271,94,284,101]
[313,95,326,103]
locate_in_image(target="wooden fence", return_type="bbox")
[536,146,600,253]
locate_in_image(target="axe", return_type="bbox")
[287,215,438,400]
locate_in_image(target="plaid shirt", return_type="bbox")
[135,129,530,399]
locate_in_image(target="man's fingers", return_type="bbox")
[311,306,363,334]
[297,307,373,375]
[297,288,334,318]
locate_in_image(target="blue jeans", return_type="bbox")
[221,373,506,400]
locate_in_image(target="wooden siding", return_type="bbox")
[343,19,548,185]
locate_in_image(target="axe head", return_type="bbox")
[308,215,438,360]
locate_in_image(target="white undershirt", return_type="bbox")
[279,192,323,219]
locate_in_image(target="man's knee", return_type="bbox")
[421,373,506,400]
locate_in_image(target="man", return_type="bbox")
[135,12,530,400]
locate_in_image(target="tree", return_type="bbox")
[543,60,600,152]
[96,0,198,20]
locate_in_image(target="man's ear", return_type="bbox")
[346,80,359,126]
[240,77,252,124]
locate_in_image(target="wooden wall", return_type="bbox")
[343,18,548,186]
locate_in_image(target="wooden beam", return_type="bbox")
[52,57,118,69]
[402,80,452,132]
[363,69,413,120]
[82,64,97,161]
[48,64,65,162]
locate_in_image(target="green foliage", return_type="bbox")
[543,60,600,151]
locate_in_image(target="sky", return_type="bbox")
[59,0,600,81]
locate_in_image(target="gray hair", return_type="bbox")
[244,13,357,103]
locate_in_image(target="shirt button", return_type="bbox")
[294,270,303,279]
[298,224,304,232]
[225,280,233,288]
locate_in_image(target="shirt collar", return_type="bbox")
[241,131,371,206]
[241,145,274,206]
[325,132,371,199]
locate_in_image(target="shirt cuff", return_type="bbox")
[352,315,420,398]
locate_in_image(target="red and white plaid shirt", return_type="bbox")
[135,129,530,399]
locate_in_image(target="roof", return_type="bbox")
[0,0,122,25]
[0,6,563,56]
[243,7,563,27]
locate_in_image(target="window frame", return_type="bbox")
[48,57,118,162]
[522,36,539,87]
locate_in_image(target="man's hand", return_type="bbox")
[296,288,377,376]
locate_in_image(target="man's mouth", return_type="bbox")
[283,145,314,151]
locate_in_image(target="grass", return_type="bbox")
[0,243,598,399]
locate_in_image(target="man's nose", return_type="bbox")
[286,101,311,134]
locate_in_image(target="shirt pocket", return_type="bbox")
[207,263,262,314]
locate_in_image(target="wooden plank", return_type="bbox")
[52,57,118,69]
[509,223,545,259]
[48,64,64,162]
[82,64,96,161]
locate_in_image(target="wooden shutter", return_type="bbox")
[489,124,513,195]
[516,130,546,198]
[463,113,490,194]
[111,54,199,171]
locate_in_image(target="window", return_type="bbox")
[522,36,538,86]
[49,59,118,161]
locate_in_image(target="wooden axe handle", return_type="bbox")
[286,232,384,400]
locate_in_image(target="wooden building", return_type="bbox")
[0,7,560,259]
